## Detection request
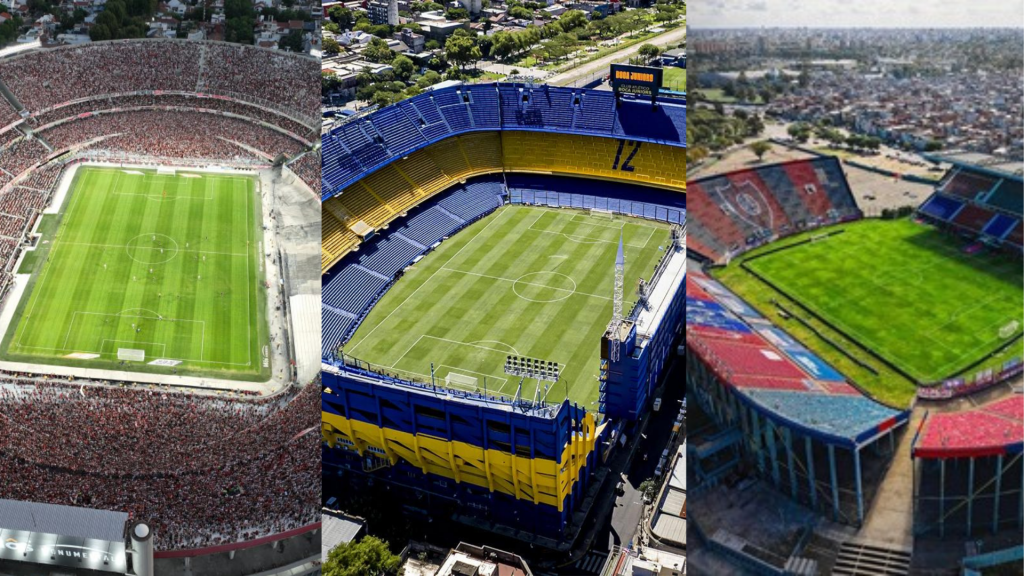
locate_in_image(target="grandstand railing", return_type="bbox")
[326,354,562,417]
[36,105,314,147]
[29,91,318,134]
[509,190,685,223]
[153,521,321,558]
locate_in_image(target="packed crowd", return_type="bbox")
[0,41,202,112]
[40,110,307,162]
[203,43,319,119]
[0,40,316,120]
[0,213,26,239]
[0,138,48,188]
[33,94,316,140]
[0,378,320,550]
[0,103,19,128]
[288,150,320,196]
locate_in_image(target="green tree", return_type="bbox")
[508,5,532,19]
[637,43,661,63]
[363,37,394,63]
[750,140,772,161]
[328,5,353,27]
[391,55,415,80]
[322,536,402,576]
[89,23,113,41]
[416,69,442,88]
[278,29,304,52]
[425,39,440,50]
[558,9,586,32]
[445,31,481,69]
[445,6,468,19]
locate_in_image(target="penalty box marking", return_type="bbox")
[528,212,652,248]
[391,334,564,395]
[62,311,206,361]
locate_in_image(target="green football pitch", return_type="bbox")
[736,218,1023,384]
[342,205,673,406]
[1,166,269,380]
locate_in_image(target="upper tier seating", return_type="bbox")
[940,168,998,200]
[320,83,687,196]
[685,158,860,262]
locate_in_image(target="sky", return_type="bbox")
[691,0,1024,29]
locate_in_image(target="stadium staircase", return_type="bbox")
[194,44,211,92]
[831,542,911,576]
[0,77,25,118]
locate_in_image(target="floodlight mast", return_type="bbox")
[610,233,625,362]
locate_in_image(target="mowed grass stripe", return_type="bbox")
[3,167,266,380]
[744,219,1023,382]
[345,205,673,405]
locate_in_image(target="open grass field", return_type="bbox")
[722,218,1022,391]
[1,166,269,380]
[343,205,673,406]
[662,67,686,91]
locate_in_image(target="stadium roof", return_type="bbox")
[321,511,364,562]
[321,82,686,199]
[925,151,1024,180]
[686,271,908,447]
[0,499,127,543]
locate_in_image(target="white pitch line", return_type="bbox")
[345,208,510,355]
[440,267,612,301]
[56,241,247,257]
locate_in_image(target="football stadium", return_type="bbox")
[0,40,321,575]
[321,77,686,547]
[686,154,1024,570]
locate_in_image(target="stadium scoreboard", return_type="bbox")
[611,64,663,105]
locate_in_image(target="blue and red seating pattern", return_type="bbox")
[687,270,907,445]
[686,157,861,262]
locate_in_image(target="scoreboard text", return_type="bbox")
[610,64,663,100]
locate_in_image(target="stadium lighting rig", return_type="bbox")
[505,355,560,383]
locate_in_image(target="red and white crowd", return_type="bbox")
[0,378,320,550]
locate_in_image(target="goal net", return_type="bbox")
[118,348,145,362]
[157,167,176,176]
[445,372,478,389]
[999,320,1020,339]
[590,208,616,220]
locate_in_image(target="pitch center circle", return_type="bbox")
[125,234,179,264]
[512,272,576,303]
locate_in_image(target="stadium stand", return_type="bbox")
[321,127,686,271]
[39,110,307,161]
[917,164,1024,252]
[0,40,317,123]
[0,378,319,550]
[321,179,505,355]
[321,83,687,196]
[685,157,860,262]
[914,397,1024,459]
[0,39,320,555]
[287,149,321,195]
[687,270,903,443]
[939,167,999,201]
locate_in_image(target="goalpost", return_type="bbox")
[445,372,479,390]
[590,208,617,220]
[117,348,145,362]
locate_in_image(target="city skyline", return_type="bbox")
[692,0,1023,29]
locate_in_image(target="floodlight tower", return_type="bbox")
[610,234,624,361]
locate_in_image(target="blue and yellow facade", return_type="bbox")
[321,365,603,538]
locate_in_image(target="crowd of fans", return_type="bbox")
[33,94,315,141]
[40,110,306,162]
[0,378,320,550]
[0,40,316,121]
[203,43,320,119]
[0,137,48,189]
[288,150,320,196]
